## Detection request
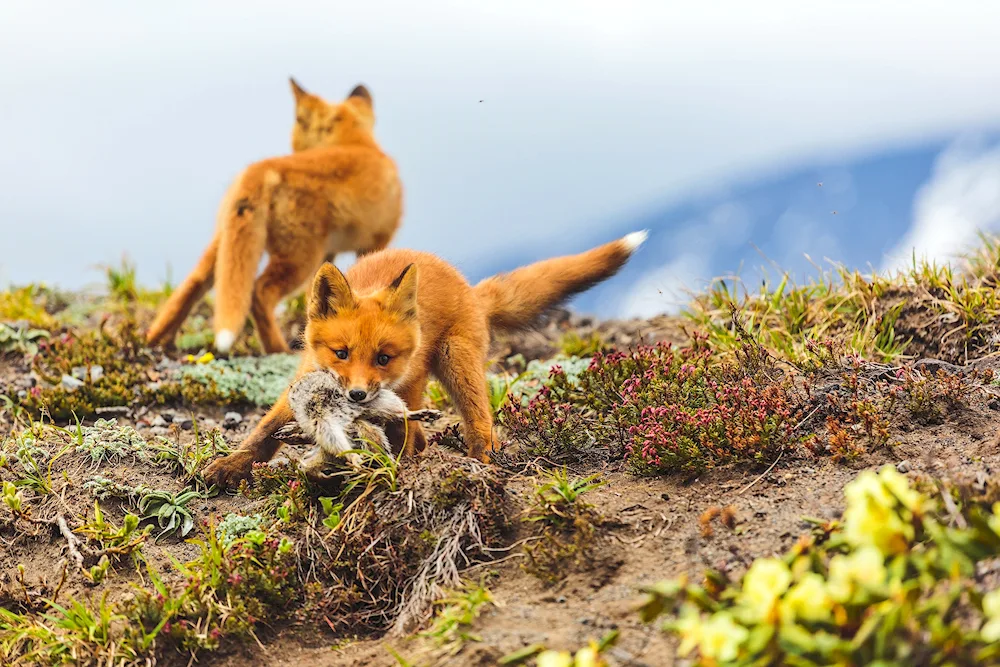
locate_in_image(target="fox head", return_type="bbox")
[304,263,419,403]
[289,78,375,152]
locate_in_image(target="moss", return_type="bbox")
[217,513,266,547]
[177,354,299,407]
[77,418,147,464]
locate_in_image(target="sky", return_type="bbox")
[2,2,1000,317]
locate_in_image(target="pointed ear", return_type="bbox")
[309,263,355,319]
[383,264,418,320]
[290,77,308,102]
[348,84,372,107]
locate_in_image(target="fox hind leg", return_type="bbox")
[250,252,325,354]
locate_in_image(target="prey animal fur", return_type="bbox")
[274,369,441,475]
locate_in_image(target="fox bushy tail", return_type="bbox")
[146,173,268,352]
[145,235,219,347]
[472,231,647,333]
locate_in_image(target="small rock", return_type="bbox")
[60,374,85,391]
[223,412,243,429]
[90,365,104,381]
[577,617,590,625]
[150,427,169,437]
[896,460,912,473]
[177,417,194,431]
[95,406,129,416]
[150,415,168,428]
[556,596,566,604]
[610,649,636,663]
[71,366,88,381]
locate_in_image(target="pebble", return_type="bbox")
[150,427,169,437]
[556,596,566,604]
[896,460,912,473]
[60,374,84,391]
[71,366,88,381]
[610,649,636,664]
[90,365,104,381]
[177,417,194,431]
[223,412,243,429]
[150,415,168,428]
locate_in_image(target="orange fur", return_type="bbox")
[146,80,403,354]
[203,233,647,488]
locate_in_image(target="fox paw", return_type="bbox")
[203,451,255,488]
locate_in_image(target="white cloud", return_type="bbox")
[883,137,1000,273]
[619,253,710,318]
[619,202,751,317]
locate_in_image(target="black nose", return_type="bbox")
[348,389,367,402]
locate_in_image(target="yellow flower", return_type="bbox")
[738,558,792,621]
[988,502,1000,539]
[983,589,1000,642]
[674,606,702,656]
[842,468,916,555]
[537,650,574,667]
[827,546,887,602]
[875,465,922,511]
[573,645,602,667]
[781,573,832,623]
[842,496,912,555]
[698,612,748,662]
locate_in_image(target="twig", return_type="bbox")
[55,514,85,570]
[938,483,968,529]
[736,448,784,496]
[736,403,822,496]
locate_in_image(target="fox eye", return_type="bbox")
[376,353,391,367]
[334,349,348,360]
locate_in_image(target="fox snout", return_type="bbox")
[348,388,368,403]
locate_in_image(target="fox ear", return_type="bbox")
[290,77,308,102]
[383,264,418,320]
[348,84,372,107]
[309,263,355,319]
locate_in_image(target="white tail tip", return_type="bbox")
[214,329,236,354]
[622,229,649,253]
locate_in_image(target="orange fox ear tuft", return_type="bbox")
[290,77,308,102]
[384,264,418,320]
[309,263,356,319]
[348,84,372,107]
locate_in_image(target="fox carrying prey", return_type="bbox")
[146,79,403,354]
[203,231,647,488]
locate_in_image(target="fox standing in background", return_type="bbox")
[145,79,403,354]
[203,231,648,488]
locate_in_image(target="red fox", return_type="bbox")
[203,231,648,488]
[145,79,403,354]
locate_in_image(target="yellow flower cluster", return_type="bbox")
[674,465,920,662]
[983,589,1000,642]
[842,465,920,555]
[536,640,607,667]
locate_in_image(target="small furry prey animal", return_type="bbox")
[145,78,403,355]
[277,369,440,476]
[203,230,648,488]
